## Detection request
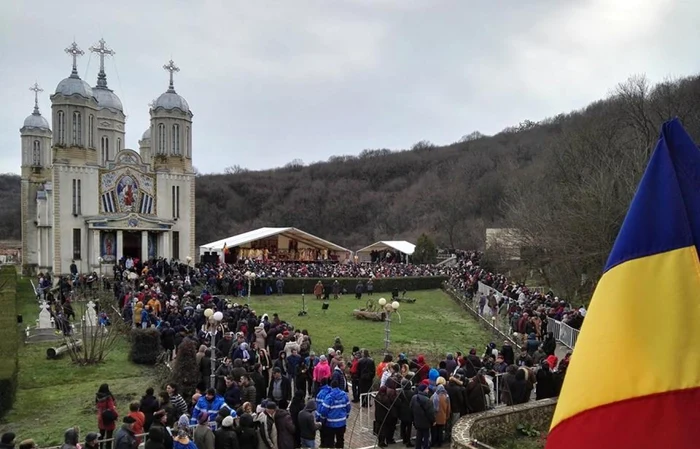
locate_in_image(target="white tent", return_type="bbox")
[355,240,416,262]
[199,227,351,261]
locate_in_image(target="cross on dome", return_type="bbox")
[65,42,84,78]
[89,39,115,88]
[29,82,43,114]
[163,59,180,93]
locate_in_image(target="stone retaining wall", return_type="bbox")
[451,398,557,448]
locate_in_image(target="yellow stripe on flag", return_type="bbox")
[551,245,700,429]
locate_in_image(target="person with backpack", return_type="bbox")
[96,384,119,449]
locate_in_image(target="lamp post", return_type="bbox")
[97,257,103,290]
[205,309,224,389]
[244,271,256,300]
[378,297,400,355]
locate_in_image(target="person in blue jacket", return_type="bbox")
[190,388,226,429]
[316,380,351,448]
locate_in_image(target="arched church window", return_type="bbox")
[57,111,65,144]
[117,138,122,152]
[186,126,191,157]
[101,136,109,165]
[88,115,95,148]
[32,140,41,166]
[72,111,82,146]
[158,123,166,153]
[172,124,180,155]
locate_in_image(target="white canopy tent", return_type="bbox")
[355,240,416,263]
[199,227,352,262]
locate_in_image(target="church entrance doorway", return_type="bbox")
[123,231,141,258]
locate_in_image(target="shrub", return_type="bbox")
[247,276,448,296]
[169,339,200,399]
[130,328,162,365]
[0,266,18,419]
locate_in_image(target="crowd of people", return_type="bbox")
[15,249,580,449]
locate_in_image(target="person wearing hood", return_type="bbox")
[312,355,331,391]
[298,399,321,449]
[414,355,430,383]
[542,332,556,356]
[194,412,215,449]
[96,383,119,449]
[535,361,557,400]
[273,403,295,449]
[289,390,305,449]
[214,416,239,449]
[0,433,15,449]
[443,354,457,374]
[60,428,80,449]
[374,386,398,448]
[141,387,160,431]
[430,382,451,448]
[332,337,344,355]
[114,416,138,449]
[410,384,435,449]
[397,379,414,448]
[172,430,197,449]
[525,333,539,355]
[235,413,259,449]
[466,374,490,414]
[145,426,166,449]
[500,341,515,366]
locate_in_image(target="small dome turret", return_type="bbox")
[54,42,94,100]
[22,83,50,131]
[90,39,124,112]
[153,60,192,114]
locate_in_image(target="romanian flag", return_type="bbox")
[546,118,700,448]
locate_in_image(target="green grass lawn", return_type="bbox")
[0,284,489,446]
[236,290,492,359]
[0,279,158,446]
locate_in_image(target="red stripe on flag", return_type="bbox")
[547,387,700,449]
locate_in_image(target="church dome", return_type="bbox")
[93,87,123,112]
[154,91,190,113]
[55,75,94,99]
[141,128,151,140]
[23,112,50,130]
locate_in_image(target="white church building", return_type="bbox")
[20,40,195,276]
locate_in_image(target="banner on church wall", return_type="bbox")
[101,231,116,262]
[148,232,157,259]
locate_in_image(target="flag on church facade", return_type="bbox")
[546,118,700,449]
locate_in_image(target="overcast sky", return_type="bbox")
[1,0,699,175]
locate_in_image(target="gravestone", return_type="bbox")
[37,301,52,329]
[84,301,98,327]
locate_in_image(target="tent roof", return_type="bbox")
[356,240,416,255]
[200,227,351,252]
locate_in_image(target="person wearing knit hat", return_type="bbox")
[221,416,235,428]
[436,376,446,386]
[417,383,428,392]
[194,412,214,449]
[84,433,100,449]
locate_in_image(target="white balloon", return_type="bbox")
[213,311,224,321]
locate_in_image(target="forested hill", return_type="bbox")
[2,74,700,300]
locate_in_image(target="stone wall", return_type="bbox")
[451,399,557,448]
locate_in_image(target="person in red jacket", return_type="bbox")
[96,384,118,449]
[126,402,146,444]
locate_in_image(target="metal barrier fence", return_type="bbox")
[459,281,581,350]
